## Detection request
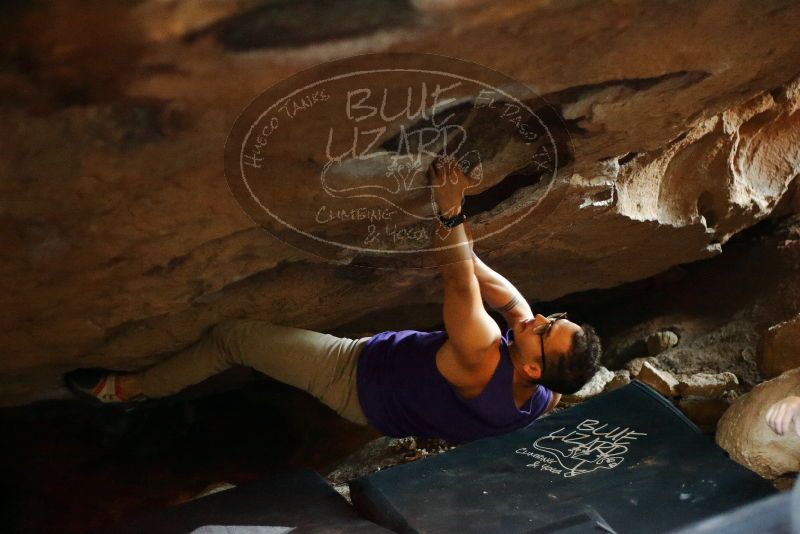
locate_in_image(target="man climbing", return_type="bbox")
[67,156,601,443]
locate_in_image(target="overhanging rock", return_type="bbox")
[2,0,800,404]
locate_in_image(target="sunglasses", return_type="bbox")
[531,312,568,375]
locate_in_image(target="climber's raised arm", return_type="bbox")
[459,223,533,326]
[429,156,501,367]
[472,254,533,327]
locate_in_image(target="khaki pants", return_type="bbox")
[136,319,371,425]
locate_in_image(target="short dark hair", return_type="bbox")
[538,324,601,394]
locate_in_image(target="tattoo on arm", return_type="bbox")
[494,295,520,313]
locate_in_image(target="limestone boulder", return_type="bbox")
[677,372,739,398]
[716,368,800,478]
[646,330,679,356]
[605,370,632,392]
[626,357,657,377]
[759,315,800,379]
[636,362,679,397]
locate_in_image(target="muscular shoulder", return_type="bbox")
[435,338,502,397]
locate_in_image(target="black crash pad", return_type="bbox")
[109,470,389,534]
[672,486,797,534]
[349,381,776,533]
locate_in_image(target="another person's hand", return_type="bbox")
[765,395,800,437]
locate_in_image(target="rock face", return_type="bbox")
[2,1,800,405]
[716,368,800,479]
[636,361,680,397]
[605,370,631,392]
[677,372,739,398]
[759,315,800,379]
[553,216,800,432]
[646,330,679,356]
[679,398,731,433]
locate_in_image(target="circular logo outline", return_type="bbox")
[226,52,572,264]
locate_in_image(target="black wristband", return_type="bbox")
[437,211,467,228]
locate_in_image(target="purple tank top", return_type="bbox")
[356,329,553,442]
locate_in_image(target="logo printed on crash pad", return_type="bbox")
[515,419,647,478]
